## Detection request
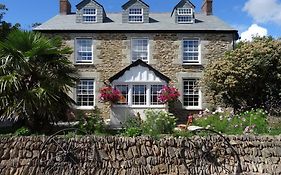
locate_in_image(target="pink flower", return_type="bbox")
[99,86,121,103]
[158,85,180,103]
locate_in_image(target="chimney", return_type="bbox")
[60,0,71,15]
[201,0,213,15]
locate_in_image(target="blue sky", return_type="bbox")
[1,0,280,40]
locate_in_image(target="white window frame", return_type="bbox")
[132,84,147,106]
[177,8,194,24]
[128,8,144,23]
[182,38,201,65]
[75,79,95,110]
[182,79,202,110]
[131,38,149,63]
[150,85,165,105]
[82,8,97,23]
[75,38,94,64]
[113,83,165,108]
[115,85,129,105]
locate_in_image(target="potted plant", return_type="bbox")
[158,85,180,110]
[99,85,121,104]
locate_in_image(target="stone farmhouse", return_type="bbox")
[34,0,238,127]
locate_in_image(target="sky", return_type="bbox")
[1,0,280,41]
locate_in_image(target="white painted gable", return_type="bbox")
[112,65,166,83]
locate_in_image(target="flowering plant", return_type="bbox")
[99,86,121,103]
[158,85,180,103]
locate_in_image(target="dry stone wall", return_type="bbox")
[0,135,280,175]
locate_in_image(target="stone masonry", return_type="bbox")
[48,32,233,119]
[0,135,281,175]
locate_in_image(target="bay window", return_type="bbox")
[115,84,165,107]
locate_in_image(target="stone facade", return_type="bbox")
[55,32,233,120]
[0,135,280,175]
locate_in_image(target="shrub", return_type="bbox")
[77,107,106,134]
[202,37,281,114]
[122,116,142,137]
[193,109,271,135]
[15,126,31,136]
[142,110,177,136]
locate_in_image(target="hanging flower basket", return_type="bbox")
[99,86,121,104]
[158,85,180,104]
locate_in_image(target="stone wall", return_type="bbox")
[0,135,280,175]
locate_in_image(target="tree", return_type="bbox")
[0,4,20,41]
[0,30,78,131]
[0,4,7,22]
[202,37,281,114]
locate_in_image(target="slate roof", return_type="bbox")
[34,12,237,33]
[109,59,171,83]
[76,0,103,9]
[122,0,149,9]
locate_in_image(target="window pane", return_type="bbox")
[183,79,199,107]
[133,85,146,105]
[151,85,164,105]
[129,8,142,15]
[129,16,143,22]
[128,8,143,22]
[76,79,95,107]
[183,39,199,63]
[116,85,129,105]
[83,16,96,22]
[83,8,96,15]
[178,16,193,23]
[132,39,148,63]
[76,39,93,63]
[178,8,192,15]
[82,8,96,22]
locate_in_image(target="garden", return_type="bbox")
[0,30,281,138]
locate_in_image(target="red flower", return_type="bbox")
[99,86,121,103]
[158,85,180,103]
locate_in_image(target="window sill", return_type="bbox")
[182,63,201,66]
[75,106,95,110]
[74,62,94,66]
[183,106,203,110]
[112,105,166,109]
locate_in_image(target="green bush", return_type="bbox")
[193,109,274,135]
[77,107,106,134]
[202,37,281,114]
[142,110,177,136]
[15,126,31,136]
[122,116,142,137]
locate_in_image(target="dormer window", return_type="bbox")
[128,8,143,22]
[83,8,96,22]
[177,8,194,23]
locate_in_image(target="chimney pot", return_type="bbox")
[201,0,213,15]
[60,0,71,15]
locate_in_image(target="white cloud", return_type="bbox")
[240,24,268,41]
[243,0,281,25]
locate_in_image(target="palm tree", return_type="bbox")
[0,30,78,132]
